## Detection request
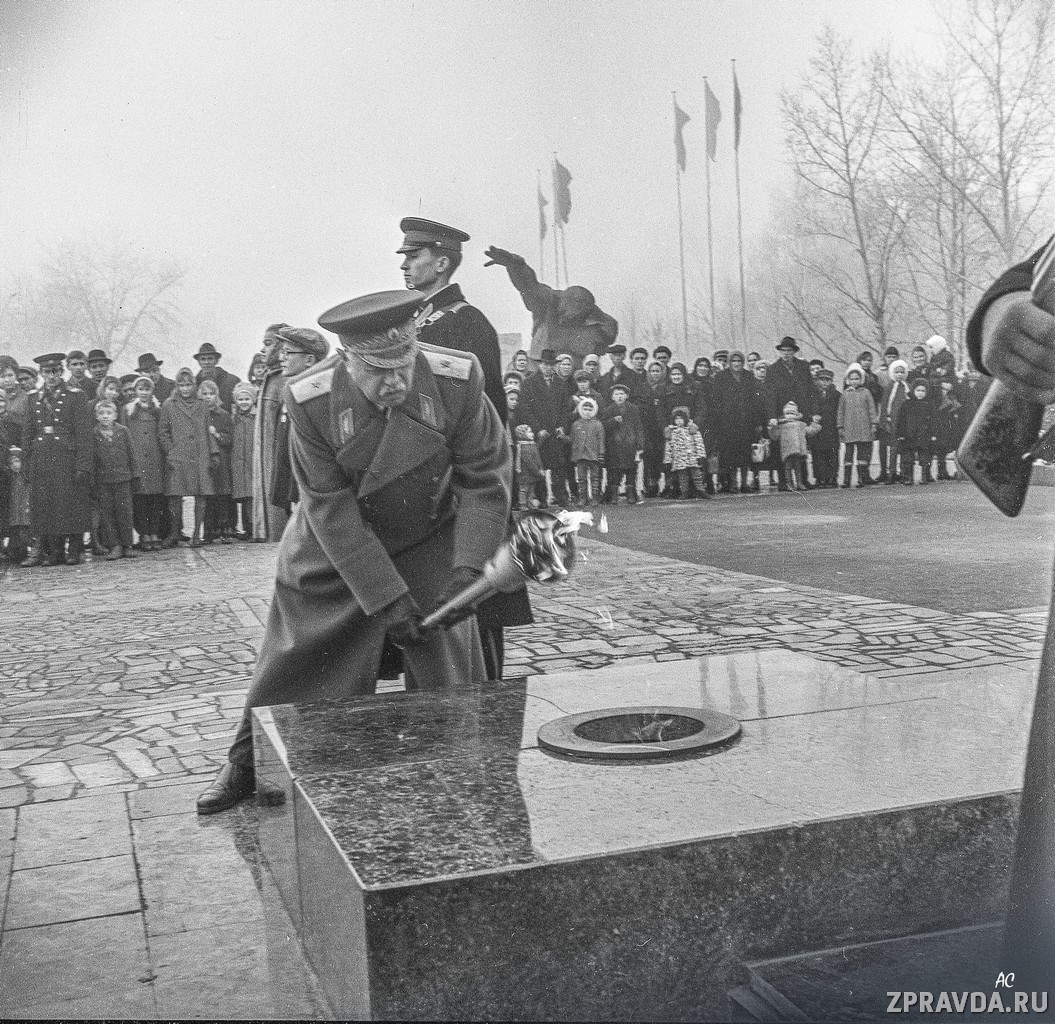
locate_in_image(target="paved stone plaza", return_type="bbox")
[0,484,1051,1018]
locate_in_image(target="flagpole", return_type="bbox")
[559,224,570,285]
[704,77,716,352]
[733,60,747,348]
[673,91,688,349]
[552,154,562,288]
[537,169,545,282]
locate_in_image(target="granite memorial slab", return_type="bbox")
[252,651,1035,1020]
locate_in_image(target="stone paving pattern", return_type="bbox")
[0,518,1046,1018]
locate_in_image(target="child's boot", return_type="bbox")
[842,465,853,488]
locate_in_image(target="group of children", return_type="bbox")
[1,368,260,562]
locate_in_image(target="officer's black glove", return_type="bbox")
[379,593,422,648]
[425,566,485,630]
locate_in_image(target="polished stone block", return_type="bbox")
[254,652,1033,1020]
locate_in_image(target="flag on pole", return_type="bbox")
[538,185,549,240]
[705,80,721,161]
[733,67,743,151]
[553,157,572,225]
[674,100,691,171]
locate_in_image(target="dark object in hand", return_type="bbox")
[380,593,422,647]
[957,235,1055,517]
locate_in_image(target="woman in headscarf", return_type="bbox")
[689,358,718,494]
[713,352,755,493]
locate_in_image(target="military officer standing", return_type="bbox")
[197,290,512,814]
[397,216,533,679]
[21,353,94,566]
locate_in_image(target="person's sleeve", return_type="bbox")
[966,240,1050,374]
[460,308,507,424]
[158,404,173,454]
[448,362,513,571]
[286,400,407,616]
[836,397,845,433]
[505,257,555,318]
[126,429,141,479]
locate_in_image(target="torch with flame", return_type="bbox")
[420,509,593,629]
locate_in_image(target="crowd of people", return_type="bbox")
[502,334,993,506]
[0,327,325,567]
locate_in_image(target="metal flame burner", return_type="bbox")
[537,705,741,762]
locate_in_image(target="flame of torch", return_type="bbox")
[420,509,592,629]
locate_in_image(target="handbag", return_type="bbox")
[751,439,770,464]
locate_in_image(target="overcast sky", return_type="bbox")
[0,0,944,370]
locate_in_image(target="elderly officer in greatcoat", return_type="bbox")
[197,290,512,814]
[20,352,95,566]
[397,217,534,680]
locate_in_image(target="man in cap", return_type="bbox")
[398,217,506,419]
[652,345,672,370]
[193,342,240,410]
[483,245,618,369]
[20,353,94,566]
[713,350,729,372]
[598,344,648,409]
[398,217,532,678]
[268,326,330,516]
[196,290,511,814]
[85,349,113,398]
[16,365,38,393]
[252,323,293,542]
[137,353,174,402]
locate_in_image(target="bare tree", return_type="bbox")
[781,27,908,356]
[17,236,187,365]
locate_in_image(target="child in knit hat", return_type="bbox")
[570,397,605,505]
[896,379,936,484]
[512,421,544,510]
[877,359,910,483]
[663,407,708,498]
[768,400,819,491]
[837,363,878,487]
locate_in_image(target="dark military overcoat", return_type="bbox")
[24,381,94,534]
[243,342,511,710]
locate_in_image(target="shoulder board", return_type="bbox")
[422,345,474,381]
[288,365,335,404]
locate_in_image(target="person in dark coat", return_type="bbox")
[641,362,667,497]
[91,399,140,559]
[809,369,841,487]
[520,348,573,505]
[21,353,94,567]
[857,350,884,405]
[400,218,506,422]
[65,350,94,398]
[397,217,534,679]
[602,383,645,503]
[125,377,166,549]
[0,356,31,563]
[896,379,937,485]
[713,352,756,493]
[193,342,241,411]
[690,357,718,493]
[748,360,777,489]
[598,344,650,409]
[765,336,817,490]
[484,245,618,369]
[159,367,216,547]
[196,290,511,814]
[876,360,911,483]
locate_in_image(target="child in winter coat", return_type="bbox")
[92,399,141,560]
[0,388,23,562]
[663,406,707,498]
[837,363,879,487]
[199,379,234,543]
[124,377,166,550]
[602,384,645,504]
[230,382,257,539]
[896,380,937,485]
[513,423,544,510]
[877,359,911,483]
[809,370,841,487]
[570,397,605,505]
[930,366,962,481]
[769,400,820,491]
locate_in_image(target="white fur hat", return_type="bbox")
[925,335,948,355]
[888,359,909,375]
[844,361,865,381]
